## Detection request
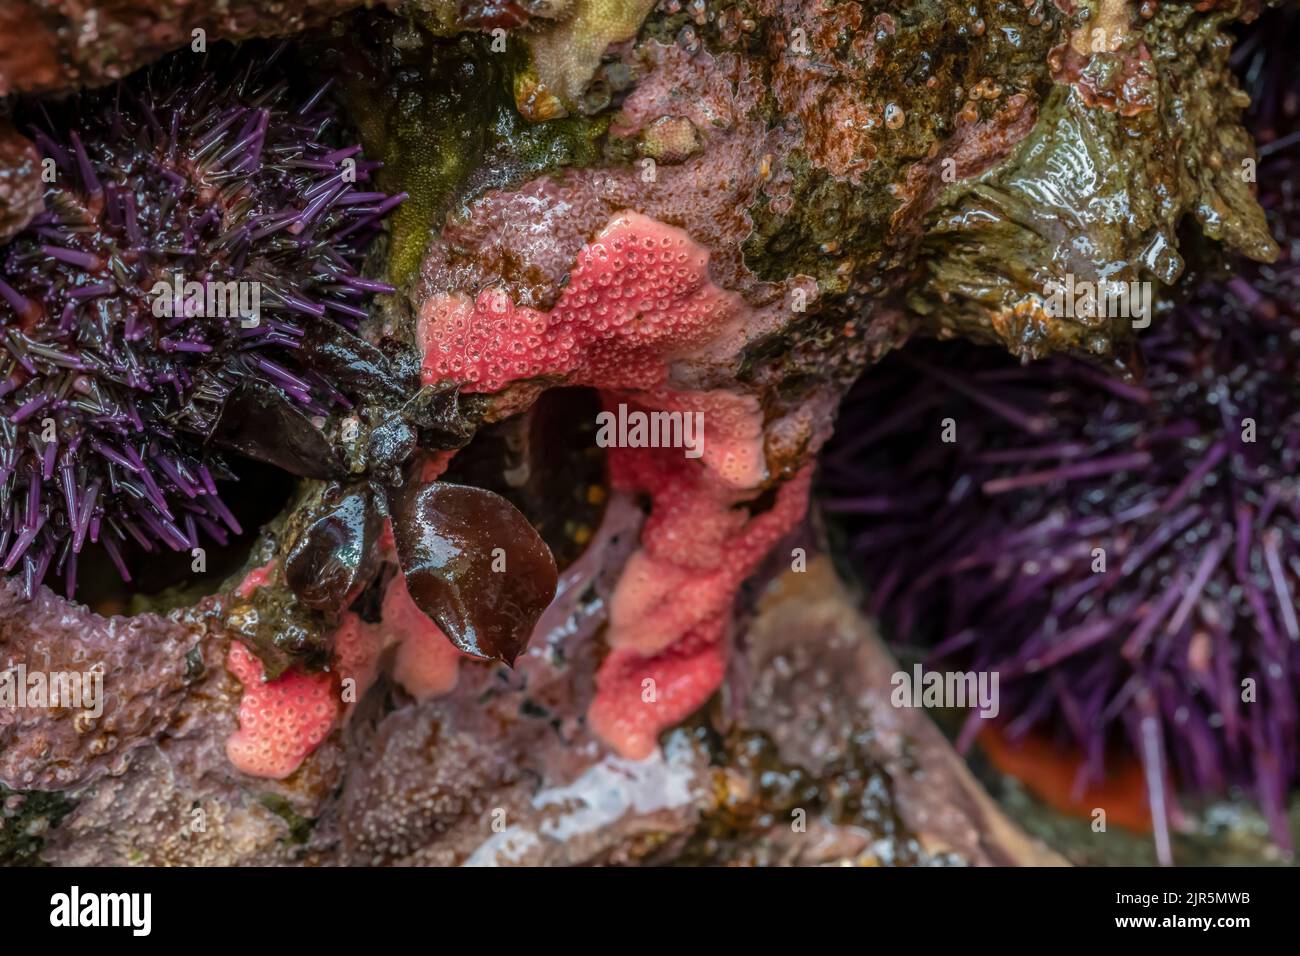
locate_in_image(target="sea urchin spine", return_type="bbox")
[823,284,1300,858]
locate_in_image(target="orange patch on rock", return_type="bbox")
[980,725,1153,833]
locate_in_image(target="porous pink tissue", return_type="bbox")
[226,566,464,778]
[333,611,385,710]
[605,388,766,490]
[225,642,338,780]
[590,451,812,757]
[588,630,728,760]
[416,209,813,760]
[419,211,751,393]
[384,573,463,700]
[331,572,464,703]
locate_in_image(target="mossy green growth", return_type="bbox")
[521,0,656,116]
[910,0,1275,364]
[738,0,1060,297]
[310,14,609,289]
[258,792,314,845]
[0,783,75,866]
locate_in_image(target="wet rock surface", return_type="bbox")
[0,580,201,792]
[0,0,384,97]
[0,583,337,866]
[0,501,1053,865]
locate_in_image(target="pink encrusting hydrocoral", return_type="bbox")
[418,209,814,759]
[225,570,466,779]
[591,449,812,758]
[419,212,757,393]
[384,573,463,700]
[609,388,767,491]
[331,575,462,706]
[589,632,729,760]
[603,431,809,656]
[224,643,338,780]
[227,558,347,779]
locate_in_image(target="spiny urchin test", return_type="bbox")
[822,156,1300,859]
[0,43,403,599]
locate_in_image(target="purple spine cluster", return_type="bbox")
[0,43,403,598]
[823,285,1300,856]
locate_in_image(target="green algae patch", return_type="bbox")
[258,792,315,845]
[309,14,609,290]
[0,783,75,866]
[908,0,1275,363]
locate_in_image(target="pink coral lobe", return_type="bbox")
[224,642,339,780]
[591,463,811,755]
[223,569,467,777]
[333,611,385,709]
[588,630,728,761]
[607,388,767,490]
[383,573,463,700]
[419,211,746,393]
[416,208,814,759]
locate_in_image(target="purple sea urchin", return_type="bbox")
[0,43,403,599]
[822,164,1300,864]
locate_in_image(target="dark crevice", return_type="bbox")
[74,455,297,615]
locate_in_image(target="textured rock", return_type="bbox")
[0,121,41,243]
[0,580,200,791]
[0,0,381,97]
[317,541,1060,866]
